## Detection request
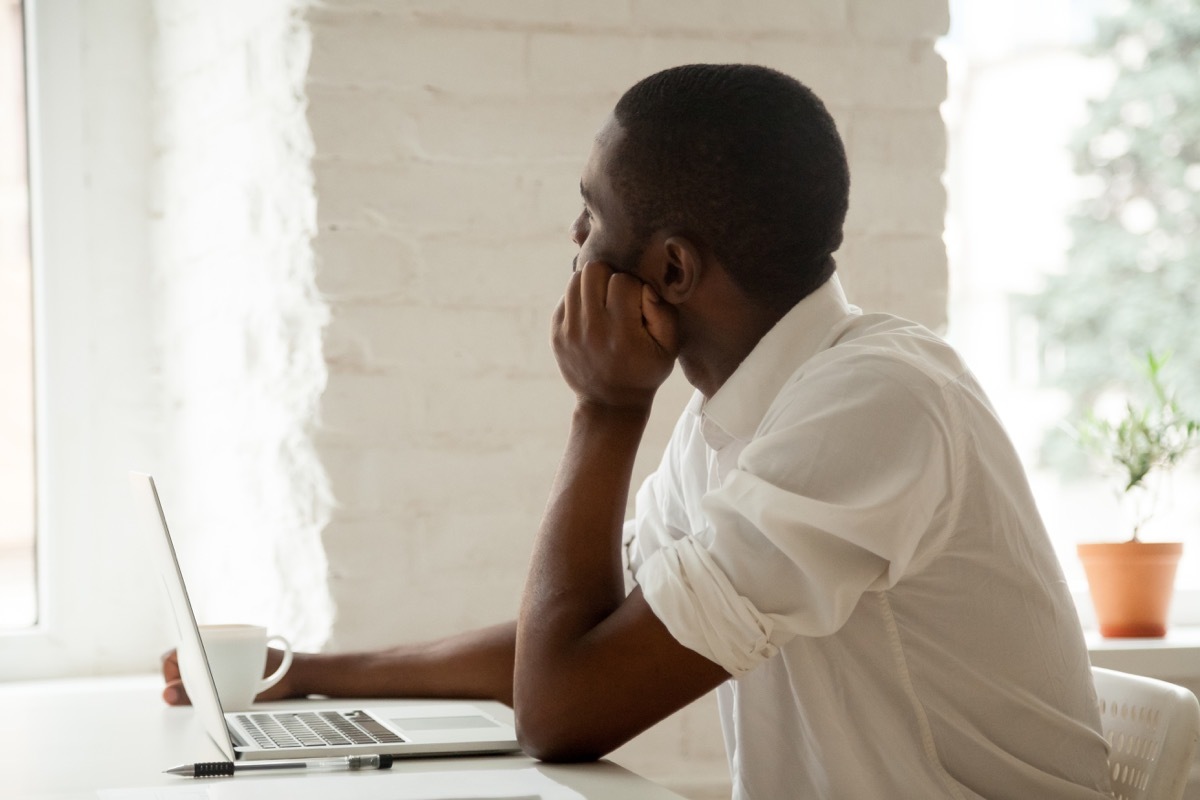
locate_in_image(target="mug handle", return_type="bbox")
[257,635,294,694]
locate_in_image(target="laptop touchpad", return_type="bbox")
[392,715,503,731]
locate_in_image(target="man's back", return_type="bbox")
[629,278,1112,798]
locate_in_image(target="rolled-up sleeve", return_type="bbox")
[636,358,954,676]
[639,537,781,676]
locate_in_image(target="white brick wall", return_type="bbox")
[150,0,333,650]
[303,1,948,795]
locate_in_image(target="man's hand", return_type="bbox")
[160,647,299,706]
[552,261,678,411]
[159,622,519,708]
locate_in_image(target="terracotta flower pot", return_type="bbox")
[1077,541,1183,638]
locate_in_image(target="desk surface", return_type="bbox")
[0,675,687,800]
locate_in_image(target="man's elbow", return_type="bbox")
[515,703,612,763]
[518,733,606,764]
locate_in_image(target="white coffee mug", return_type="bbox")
[191,624,293,712]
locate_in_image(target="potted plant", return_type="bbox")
[1075,352,1200,637]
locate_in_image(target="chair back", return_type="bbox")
[1092,666,1200,800]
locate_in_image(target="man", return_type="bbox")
[164,65,1112,798]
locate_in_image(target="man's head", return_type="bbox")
[573,64,849,313]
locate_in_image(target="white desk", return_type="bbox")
[0,675,687,800]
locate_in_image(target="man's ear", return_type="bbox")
[641,233,703,305]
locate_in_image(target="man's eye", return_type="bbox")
[581,205,592,220]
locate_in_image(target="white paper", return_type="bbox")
[98,789,208,800]
[97,767,585,800]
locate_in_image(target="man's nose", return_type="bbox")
[569,214,587,247]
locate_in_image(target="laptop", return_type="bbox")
[128,471,521,762]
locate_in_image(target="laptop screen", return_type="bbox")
[129,472,237,761]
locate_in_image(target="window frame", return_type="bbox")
[0,0,93,678]
[0,0,164,681]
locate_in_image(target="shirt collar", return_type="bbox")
[693,274,856,447]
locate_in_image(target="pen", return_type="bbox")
[164,754,394,777]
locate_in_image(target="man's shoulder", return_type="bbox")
[793,311,968,397]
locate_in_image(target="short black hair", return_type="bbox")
[611,64,850,308]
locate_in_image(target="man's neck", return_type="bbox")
[678,302,790,399]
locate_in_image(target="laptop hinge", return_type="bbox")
[226,722,249,749]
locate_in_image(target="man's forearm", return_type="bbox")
[291,621,517,706]
[514,403,648,725]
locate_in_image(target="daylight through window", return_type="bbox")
[941,0,1200,596]
[0,0,36,629]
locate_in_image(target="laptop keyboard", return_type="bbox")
[233,710,405,749]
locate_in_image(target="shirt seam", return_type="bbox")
[878,591,968,800]
[941,377,970,547]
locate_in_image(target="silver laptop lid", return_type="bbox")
[128,471,237,761]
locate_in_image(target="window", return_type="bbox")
[3,0,318,681]
[941,0,1200,623]
[0,0,36,629]
[0,0,165,681]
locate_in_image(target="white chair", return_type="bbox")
[1092,666,1200,800]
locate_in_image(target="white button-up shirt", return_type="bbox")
[626,276,1111,799]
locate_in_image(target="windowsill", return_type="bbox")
[1086,627,1200,680]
